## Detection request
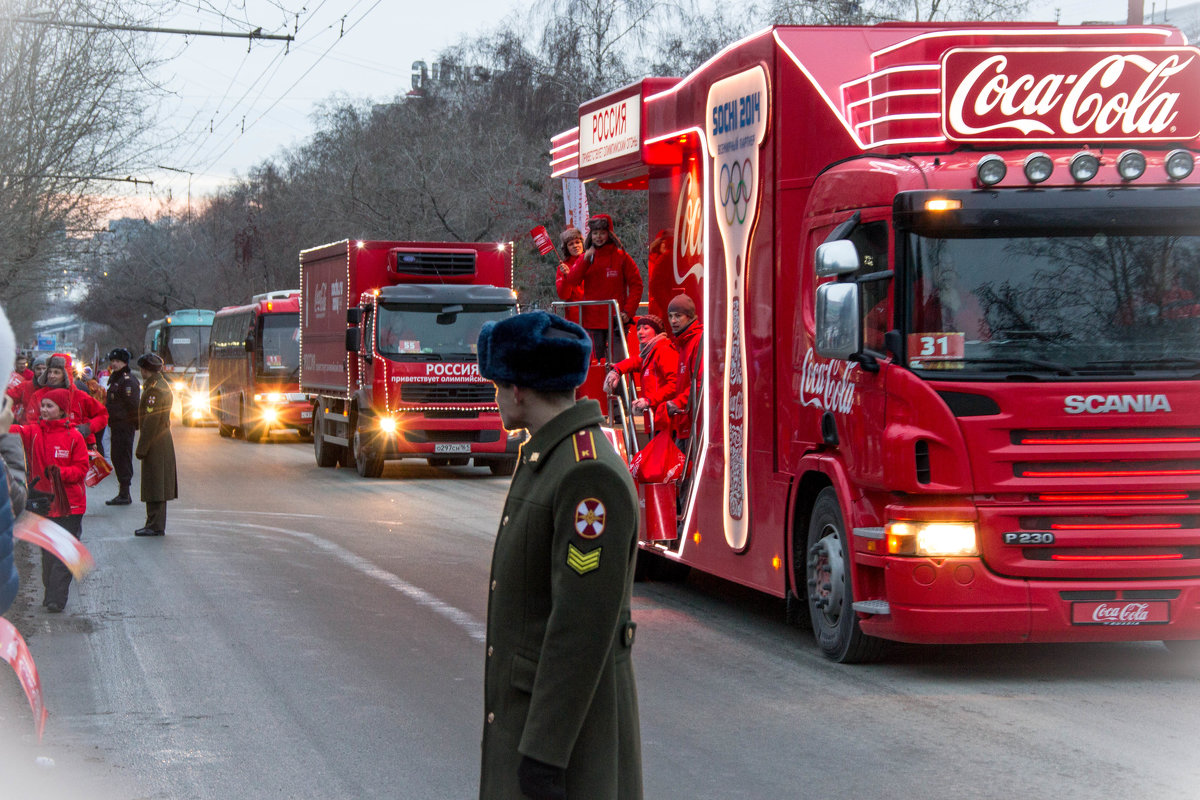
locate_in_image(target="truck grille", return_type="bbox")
[391,251,476,278]
[400,383,494,404]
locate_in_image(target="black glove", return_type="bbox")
[518,755,566,800]
[76,423,91,437]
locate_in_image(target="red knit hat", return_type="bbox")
[636,314,665,334]
[42,388,71,415]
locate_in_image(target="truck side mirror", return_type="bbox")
[347,307,361,325]
[243,336,254,353]
[815,282,862,360]
[815,240,861,278]
[345,328,360,353]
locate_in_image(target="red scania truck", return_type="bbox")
[554,23,1200,660]
[300,239,520,478]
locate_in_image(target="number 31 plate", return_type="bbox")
[434,443,471,454]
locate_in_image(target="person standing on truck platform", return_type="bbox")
[104,348,140,506]
[559,213,643,363]
[664,293,704,450]
[134,353,177,537]
[603,314,678,437]
[554,227,585,303]
[476,310,642,800]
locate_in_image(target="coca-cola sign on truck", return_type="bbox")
[942,47,1200,142]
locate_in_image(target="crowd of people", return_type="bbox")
[0,306,177,615]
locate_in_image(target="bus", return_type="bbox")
[144,308,215,425]
[209,291,309,441]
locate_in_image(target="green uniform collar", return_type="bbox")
[520,399,604,472]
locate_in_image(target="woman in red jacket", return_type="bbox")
[31,353,108,451]
[11,388,89,612]
[603,314,678,436]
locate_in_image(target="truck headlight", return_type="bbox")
[189,390,207,408]
[261,407,278,423]
[378,417,397,434]
[886,521,978,557]
[173,380,187,392]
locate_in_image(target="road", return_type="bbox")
[2,424,1199,799]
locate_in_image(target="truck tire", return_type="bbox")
[485,458,517,476]
[352,422,384,478]
[805,487,885,664]
[241,402,266,443]
[313,404,339,468]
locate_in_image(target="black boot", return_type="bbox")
[106,486,132,506]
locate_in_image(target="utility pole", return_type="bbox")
[1129,0,1145,23]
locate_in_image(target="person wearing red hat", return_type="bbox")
[10,387,89,613]
[558,214,644,361]
[30,352,108,451]
[603,314,678,436]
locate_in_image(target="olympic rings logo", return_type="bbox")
[719,159,753,225]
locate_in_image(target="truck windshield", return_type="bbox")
[375,303,516,360]
[906,232,1200,377]
[259,313,300,377]
[166,325,211,370]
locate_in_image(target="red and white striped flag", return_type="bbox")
[529,225,557,257]
[15,514,95,579]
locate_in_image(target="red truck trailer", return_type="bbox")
[300,239,520,478]
[555,23,1200,660]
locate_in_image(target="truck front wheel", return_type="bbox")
[352,423,385,478]
[805,488,885,664]
[313,404,339,468]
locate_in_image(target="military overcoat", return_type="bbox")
[135,372,178,502]
[480,399,642,800]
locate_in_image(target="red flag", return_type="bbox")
[529,225,557,257]
[0,619,48,740]
[15,514,96,579]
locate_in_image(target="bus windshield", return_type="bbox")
[375,303,516,360]
[259,313,300,377]
[906,232,1200,377]
[166,325,211,370]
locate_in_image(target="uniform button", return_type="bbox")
[487,712,495,723]
[502,515,509,525]
[487,646,493,657]
[491,580,497,591]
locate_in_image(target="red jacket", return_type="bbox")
[555,253,585,302]
[560,243,644,330]
[666,320,703,439]
[12,418,89,516]
[6,376,38,425]
[613,334,678,434]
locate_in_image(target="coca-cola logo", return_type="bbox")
[799,349,856,414]
[943,47,1200,142]
[1074,600,1170,626]
[1093,602,1152,624]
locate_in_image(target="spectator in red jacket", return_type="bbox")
[11,387,89,613]
[604,314,678,436]
[6,354,46,425]
[555,226,586,302]
[32,353,108,451]
[663,293,704,446]
[560,214,644,362]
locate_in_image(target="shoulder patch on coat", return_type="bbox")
[566,543,602,575]
[574,498,606,538]
[572,430,597,462]
[146,394,156,406]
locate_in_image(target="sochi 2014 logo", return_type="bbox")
[720,159,753,225]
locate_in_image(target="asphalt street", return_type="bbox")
[1,424,1199,799]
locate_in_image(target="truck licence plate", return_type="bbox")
[301,410,312,419]
[434,443,470,454]
[1071,601,1169,626]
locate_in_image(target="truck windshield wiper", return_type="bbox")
[953,356,1078,376]
[1080,358,1200,373]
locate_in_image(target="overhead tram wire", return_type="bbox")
[194,0,386,181]
[169,2,343,184]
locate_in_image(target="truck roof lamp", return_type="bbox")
[1165,149,1194,181]
[976,154,1006,186]
[1023,152,1054,184]
[1069,151,1100,183]
[1117,150,1146,181]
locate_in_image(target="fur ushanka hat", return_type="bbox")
[477,311,592,391]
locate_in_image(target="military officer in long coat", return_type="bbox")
[134,353,177,536]
[476,310,642,800]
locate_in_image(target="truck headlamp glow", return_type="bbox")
[189,390,207,407]
[254,392,285,403]
[976,154,1006,186]
[1023,152,1053,184]
[261,407,278,423]
[173,380,187,392]
[378,417,397,434]
[1069,151,1099,183]
[886,521,978,557]
[1165,149,1194,181]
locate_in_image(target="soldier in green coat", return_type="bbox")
[476,310,642,800]
[134,353,177,536]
